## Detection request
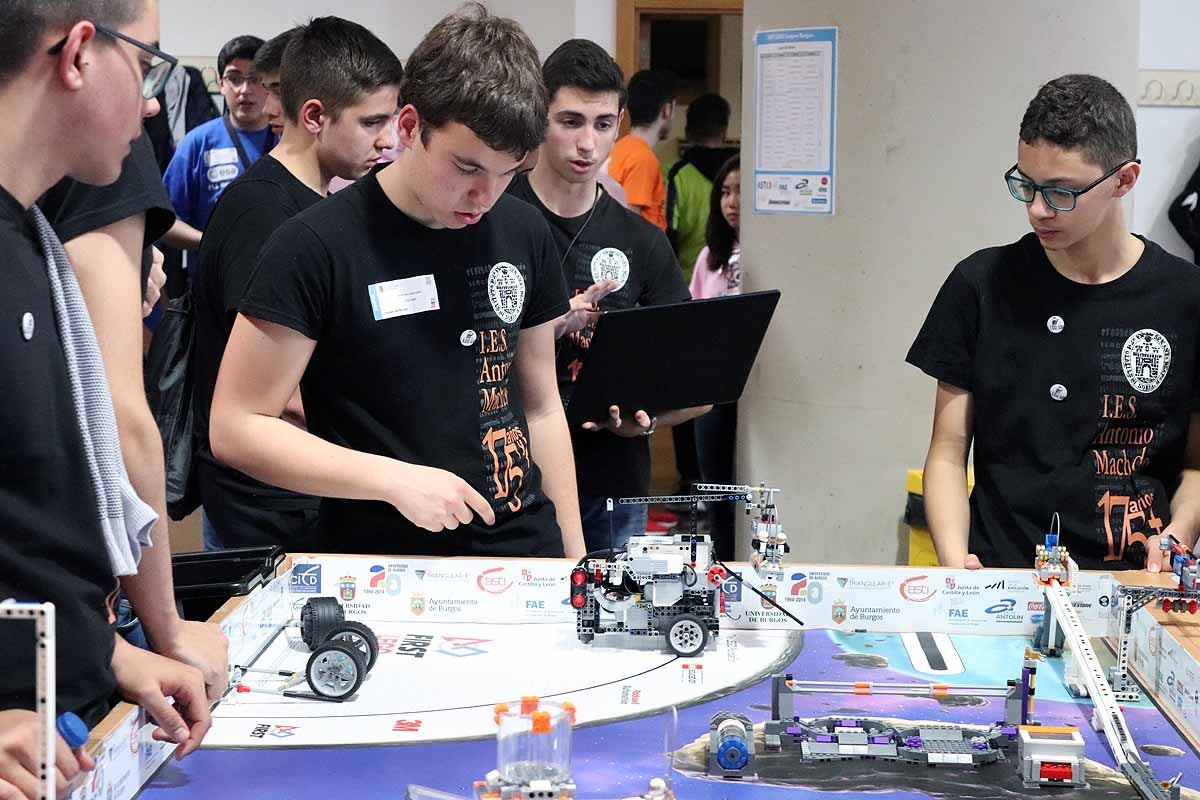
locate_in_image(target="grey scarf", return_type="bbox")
[30,205,156,576]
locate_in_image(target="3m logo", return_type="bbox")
[393,719,422,732]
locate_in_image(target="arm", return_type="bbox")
[0,710,93,798]
[211,314,494,531]
[110,636,210,760]
[1149,410,1200,571]
[513,320,586,559]
[160,218,203,250]
[922,381,978,569]
[65,217,228,701]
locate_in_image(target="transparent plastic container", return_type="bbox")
[494,696,574,783]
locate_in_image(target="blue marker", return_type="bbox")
[55,712,88,749]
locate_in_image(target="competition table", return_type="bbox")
[70,556,1200,800]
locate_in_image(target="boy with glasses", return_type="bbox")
[162,35,273,253]
[0,1,211,792]
[909,74,1200,572]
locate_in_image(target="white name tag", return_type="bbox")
[368,275,440,321]
[205,146,239,167]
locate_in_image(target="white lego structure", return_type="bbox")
[1,600,57,800]
[1017,726,1087,788]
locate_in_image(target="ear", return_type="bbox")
[299,98,327,136]
[55,21,99,92]
[395,104,421,150]
[1113,161,1140,199]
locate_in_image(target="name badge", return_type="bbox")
[368,275,440,321]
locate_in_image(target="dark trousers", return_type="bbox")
[696,402,738,561]
[672,418,700,487]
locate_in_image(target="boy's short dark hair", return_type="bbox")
[686,93,730,141]
[402,3,546,158]
[0,0,144,85]
[626,69,677,127]
[542,39,626,111]
[253,27,300,77]
[218,35,264,76]
[1019,74,1137,170]
[280,17,402,123]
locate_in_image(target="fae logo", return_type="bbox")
[437,637,491,657]
[949,608,970,620]
[525,600,545,610]
[899,575,937,603]
[369,565,386,589]
[986,598,1017,615]
[477,567,513,595]
[290,564,321,594]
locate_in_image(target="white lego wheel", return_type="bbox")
[666,614,708,657]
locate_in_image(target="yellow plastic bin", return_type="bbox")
[904,468,974,566]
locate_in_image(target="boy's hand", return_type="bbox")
[0,708,94,799]
[111,638,211,759]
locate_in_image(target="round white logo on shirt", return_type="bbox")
[487,262,526,324]
[20,312,34,341]
[590,247,630,291]
[459,329,478,347]
[1121,328,1172,394]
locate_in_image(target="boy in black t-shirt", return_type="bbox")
[210,5,585,558]
[194,19,402,550]
[908,74,1200,572]
[507,39,709,555]
[0,0,211,789]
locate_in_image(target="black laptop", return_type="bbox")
[565,290,781,425]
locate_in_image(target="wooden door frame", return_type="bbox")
[615,0,744,82]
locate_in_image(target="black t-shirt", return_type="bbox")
[907,233,1200,570]
[193,155,322,519]
[240,169,570,556]
[507,174,690,496]
[0,184,117,714]
[38,131,175,291]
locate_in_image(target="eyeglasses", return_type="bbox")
[48,23,177,100]
[1005,159,1139,212]
[221,72,262,90]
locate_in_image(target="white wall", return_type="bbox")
[738,0,1139,565]
[160,0,616,65]
[1134,0,1200,261]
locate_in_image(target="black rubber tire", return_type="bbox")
[665,613,708,657]
[305,640,365,699]
[325,620,379,673]
[300,597,345,650]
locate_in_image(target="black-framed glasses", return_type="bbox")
[48,23,178,100]
[221,72,262,90]
[1005,159,1139,212]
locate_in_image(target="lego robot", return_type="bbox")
[747,484,788,599]
[571,531,724,657]
[232,596,379,701]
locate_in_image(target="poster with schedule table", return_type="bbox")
[754,27,837,215]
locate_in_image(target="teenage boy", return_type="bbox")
[0,1,212,791]
[161,34,272,252]
[909,74,1200,572]
[253,26,299,139]
[193,18,403,550]
[607,69,676,230]
[508,39,709,554]
[210,5,586,558]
